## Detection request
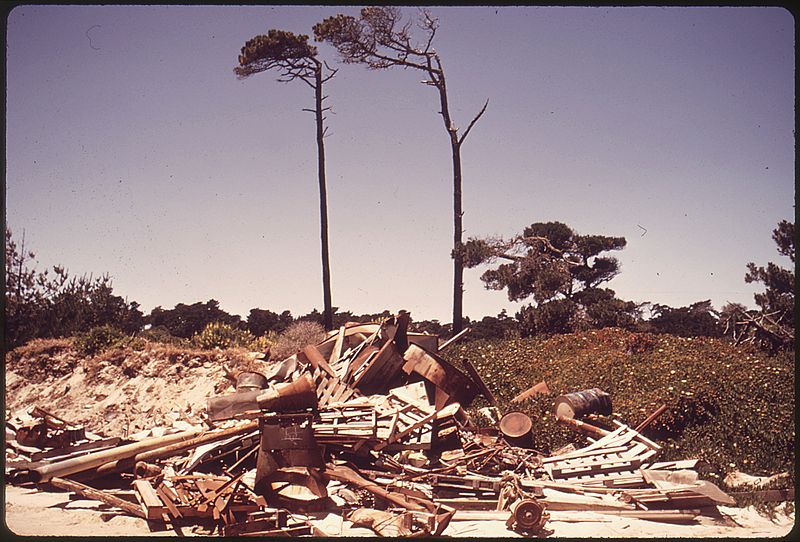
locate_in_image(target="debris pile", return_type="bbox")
[6,312,742,537]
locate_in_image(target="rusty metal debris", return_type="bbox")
[5,312,739,537]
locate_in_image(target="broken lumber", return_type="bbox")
[132,479,167,519]
[437,327,470,352]
[556,416,610,438]
[49,477,146,519]
[322,464,428,512]
[635,404,668,432]
[511,381,550,403]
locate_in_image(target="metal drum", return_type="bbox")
[553,388,612,419]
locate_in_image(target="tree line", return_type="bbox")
[4,218,793,353]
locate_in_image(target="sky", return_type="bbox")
[5,5,795,324]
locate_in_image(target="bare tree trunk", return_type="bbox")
[451,142,464,335]
[314,65,334,331]
[433,60,465,335]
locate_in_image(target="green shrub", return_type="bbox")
[140,325,188,346]
[251,331,277,354]
[74,325,128,356]
[270,321,326,360]
[193,322,256,350]
[445,328,795,478]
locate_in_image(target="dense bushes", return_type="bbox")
[193,322,253,350]
[5,228,144,351]
[444,328,794,480]
[74,325,129,356]
[269,321,326,360]
[147,300,243,339]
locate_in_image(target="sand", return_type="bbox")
[4,484,795,538]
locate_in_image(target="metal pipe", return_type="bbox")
[85,420,260,479]
[9,428,204,484]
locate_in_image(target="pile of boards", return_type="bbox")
[5,312,738,537]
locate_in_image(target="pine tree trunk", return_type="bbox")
[314,67,334,331]
[451,142,464,335]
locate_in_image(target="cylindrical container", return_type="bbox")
[499,411,534,448]
[134,461,163,479]
[235,371,268,392]
[256,374,318,413]
[553,388,612,419]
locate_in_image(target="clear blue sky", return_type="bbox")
[5,5,795,323]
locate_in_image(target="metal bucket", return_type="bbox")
[235,371,268,392]
[499,411,534,448]
[553,388,612,419]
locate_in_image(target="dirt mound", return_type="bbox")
[5,338,79,379]
[4,341,271,438]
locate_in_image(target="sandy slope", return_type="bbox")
[4,344,246,438]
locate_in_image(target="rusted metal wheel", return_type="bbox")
[509,498,549,532]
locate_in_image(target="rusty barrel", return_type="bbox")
[499,411,534,448]
[235,371,268,392]
[553,388,612,419]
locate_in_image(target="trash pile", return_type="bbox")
[5,312,738,537]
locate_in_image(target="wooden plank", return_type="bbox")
[461,358,497,406]
[552,461,641,479]
[156,485,183,518]
[49,477,147,519]
[353,340,405,394]
[543,444,639,463]
[318,377,339,407]
[437,327,470,352]
[612,420,662,451]
[647,459,699,470]
[238,524,312,537]
[434,497,498,510]
[545,425,630,462]
[374,410,438,451]
[328,326,347,367]
[133,479,167,520]
[511,381,550,403]
[346,347,379,383]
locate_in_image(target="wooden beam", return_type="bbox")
[133,479,167,520]
[461,358,497,406]
[437,327,471,352]
[634,404,668,432]
[48,477,146,519]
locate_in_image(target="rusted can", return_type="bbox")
[499,411,534,448]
